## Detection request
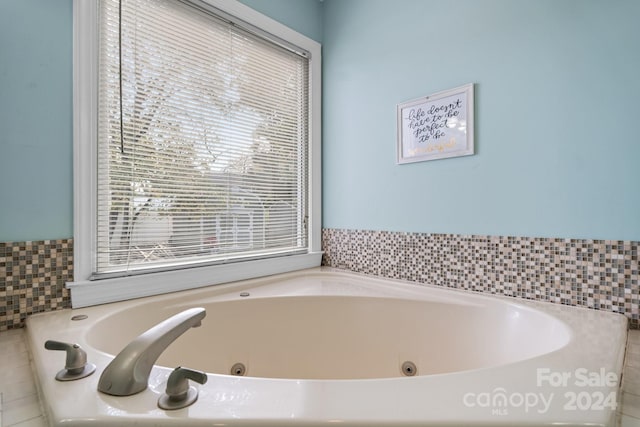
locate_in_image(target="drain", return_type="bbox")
[71,315,88,321]
[230,362,246,376]
[239,292,250,297]
[401,361,417,376]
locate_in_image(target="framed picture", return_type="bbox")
[397,83,474,164]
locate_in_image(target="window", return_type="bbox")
[71,0,322,307]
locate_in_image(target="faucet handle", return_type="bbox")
[158,366,208,410]
[44,340,96,381]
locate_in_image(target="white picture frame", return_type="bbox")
[397,83,474,164]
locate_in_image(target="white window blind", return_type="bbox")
[96,0,310,277]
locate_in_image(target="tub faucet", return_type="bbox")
[98,307,206,396]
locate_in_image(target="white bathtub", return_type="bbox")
[26,268,627,426]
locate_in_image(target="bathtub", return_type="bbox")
[26,267,627,426]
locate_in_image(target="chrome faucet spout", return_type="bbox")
[98,307,206,396]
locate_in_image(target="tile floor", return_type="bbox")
[0,329,46,427]
[1,327,640,426]
[622,331,640,426]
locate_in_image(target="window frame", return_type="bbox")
[70,0,322,308]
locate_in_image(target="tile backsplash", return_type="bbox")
[322,229,640,328]
[0,240,72,331]
[1,231,638,330]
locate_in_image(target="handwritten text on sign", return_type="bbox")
[407,98,463,143]
[398,84,473,163]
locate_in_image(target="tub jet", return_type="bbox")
[401,361,417,376]
[231,362,247,376]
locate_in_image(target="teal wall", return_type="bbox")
[0,0,73,241]
[322,0,640,241]
[238,0,323,43]
[1,0,639,242]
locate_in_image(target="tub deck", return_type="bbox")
[23,268,628,426]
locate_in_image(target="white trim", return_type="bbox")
[73,0,99,285]
[67,252,323,308]
[71,0,322,307]
[308,23,322,258]
[199,0,317,54]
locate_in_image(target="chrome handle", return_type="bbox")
[45,340,87,374]
[44,340,96,381]
[166,366,208,400]
[158,366,208,410]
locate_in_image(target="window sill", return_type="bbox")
[66,251,323,308]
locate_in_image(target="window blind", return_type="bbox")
[96,0,310,277]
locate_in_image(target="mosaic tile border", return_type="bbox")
[2,232,638,330]
[0,239,73,331]
[322,228,640,328]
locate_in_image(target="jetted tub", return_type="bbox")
[26,268,627,426]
